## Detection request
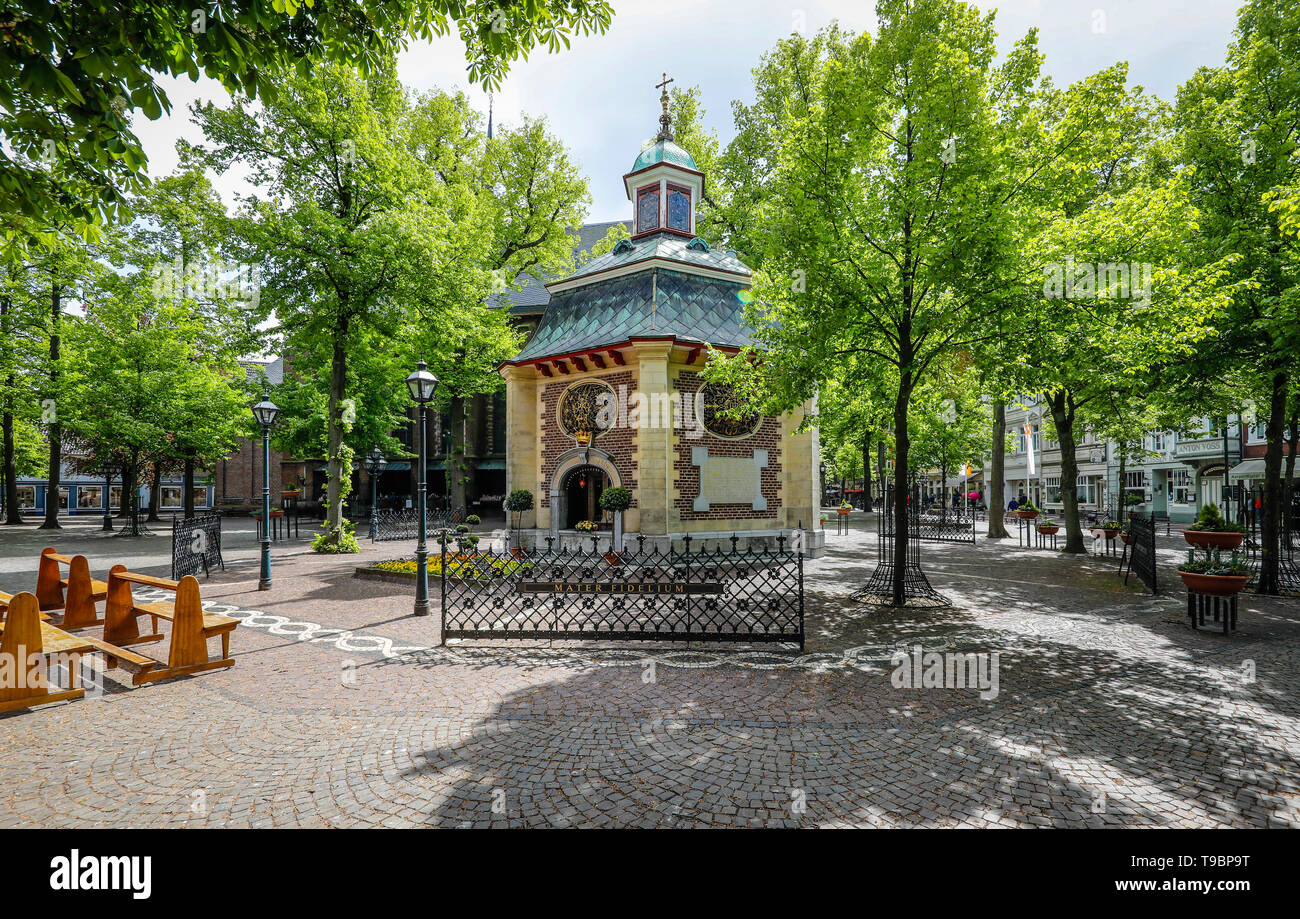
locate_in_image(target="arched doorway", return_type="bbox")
[561,465,607,529]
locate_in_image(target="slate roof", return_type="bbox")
[489,220,632,316]
[558,231,748,285]
[507,266,754,364]
[241,357,283,386]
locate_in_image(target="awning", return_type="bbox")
[475,458,506,470]
[380,461,411,472]
[1231,458,1299,482]
[1230,459,1265,482]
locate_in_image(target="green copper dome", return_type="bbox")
[631,140,699,173]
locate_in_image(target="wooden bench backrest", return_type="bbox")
[36,547,66,610]
[104,566,203,661]
[167,576,205,668]
[0,593,46,697]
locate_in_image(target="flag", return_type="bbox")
[1024,422,1036,475]
[961,463,971,478]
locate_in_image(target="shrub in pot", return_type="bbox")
[1182,502,1245,551]
[1015,500,1041,519]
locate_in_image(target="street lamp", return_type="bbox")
[252,393,280,590]
[819,461,827,507]
[405,360,439,616]
[364,444,387,541]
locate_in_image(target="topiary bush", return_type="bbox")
[599,487,632,513]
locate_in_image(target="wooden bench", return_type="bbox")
[1,589,51,621]
[0,592,89,713]
[36,547,107,629]
[103,566,238,685]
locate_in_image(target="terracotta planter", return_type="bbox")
[1120,533,1131,545]
[1015,509,1039,520]
[1102,529,1118,539]
[282,490,301,499]
[1181,530,1245,551]
[1178,570,1250,596]
[1037,525,1059,535]
[837,508,852,516]
[510,546,524,560]
[604,552,622,567]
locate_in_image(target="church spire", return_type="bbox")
[655,72,674,142]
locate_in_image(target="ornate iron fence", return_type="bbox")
[439,533,804,647]
[171,513,224,579]
[880,502,977,544]
[1123,514,1158,594]
[373,506,464,541]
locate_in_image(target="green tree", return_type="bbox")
[0,0,613,261]
[1174,0,1300,592]
[708,3,1034,605]
[192,60,587,546]
[61,276,252,528]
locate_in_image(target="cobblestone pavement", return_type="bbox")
[1,514,1297,828]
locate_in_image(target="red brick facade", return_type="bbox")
[672,370,782,521]
[539,370,640,508]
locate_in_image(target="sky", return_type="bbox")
[135,0,1247,224]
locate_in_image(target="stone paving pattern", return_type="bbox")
[0,515,1297,827]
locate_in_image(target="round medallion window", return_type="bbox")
[700,382,760,439]
[558,381,615,443]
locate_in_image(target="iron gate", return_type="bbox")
[439,533,804,647]
[1123,514,1158,594]
[373,506,464,541]
[171,513,224,579]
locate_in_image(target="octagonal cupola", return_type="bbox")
[623,73,705,240]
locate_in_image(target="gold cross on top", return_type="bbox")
[655,72,675,142]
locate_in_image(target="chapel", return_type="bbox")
[499,77,822,555]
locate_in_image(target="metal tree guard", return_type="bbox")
[851,482,951,608]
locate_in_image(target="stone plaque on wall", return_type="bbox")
[692,447,767,511]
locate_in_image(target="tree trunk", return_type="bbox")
[1258,368,1289,595]
[449,395,467,513]
[986,399,1009,538]
[323,319,350,543]
[862,430,872,512]
[146,462,162,522]
[891,372,913,607]
[182,452,195,519]
[40,283,61,529]
[1,296,21,525]
[1049,391,1085,553]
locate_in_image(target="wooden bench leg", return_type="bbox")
[221,631,229,661]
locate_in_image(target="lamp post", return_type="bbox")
[819,461,827,508]
[364,444,387,541]
[252,393,280,590]
[405,361,439,616]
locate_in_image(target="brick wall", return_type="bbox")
[673,370,781,521]
[214,434,290,504]
[539,369,639,507]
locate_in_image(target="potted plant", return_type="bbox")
[1015,500,1041,520]
[1181,502,1246,551]
[1177,549,1251,596]
[599,486,632,562]
[1036,519,1059,535]
[837,500,853,516]
[282,487,301,500]
[1120,524,1132,545]
[1099,521,1121,539]
[504,489,534,558]
[574,519,599,534]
